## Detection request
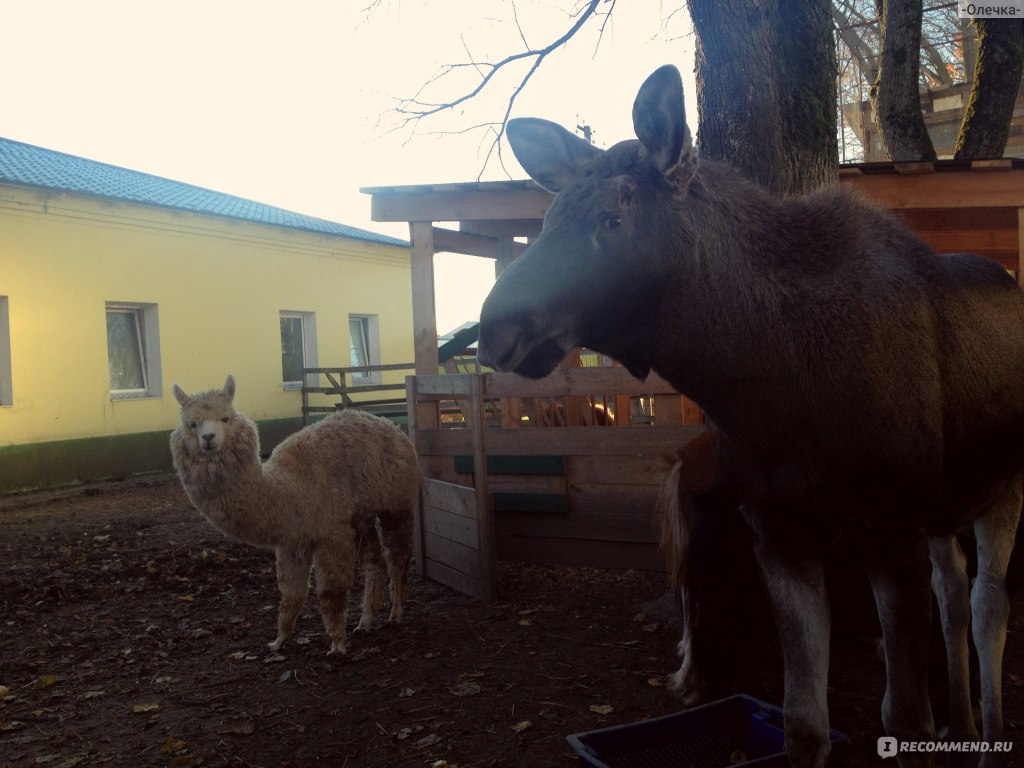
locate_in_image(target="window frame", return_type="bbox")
[348,314,381,386]
[0,296,11,407]
[105,302,162,400]
[280,310,318,390]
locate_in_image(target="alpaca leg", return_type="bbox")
[863,543,936,768]
[378,511,414,624]
[752,539,831,768]
[929,533,977,749]
[355,526,386,634]
[972,474,1021,768]
[313,530,356,656]
[269,546,313,652]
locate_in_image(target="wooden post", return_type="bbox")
[1018,206,1024,286]
[409,221,440,430]
[471,374,497,602]
[405,375,426,579]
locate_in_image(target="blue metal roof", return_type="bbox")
[0,136,409,248]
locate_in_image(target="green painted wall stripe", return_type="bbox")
[0,417,304,495]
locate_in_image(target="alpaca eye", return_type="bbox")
[221,417,230,424]
[189,421,197,429]
[601,215,622,231]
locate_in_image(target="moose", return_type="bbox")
[477,64,1024,767]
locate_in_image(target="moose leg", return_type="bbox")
[355,525,386,633]
[972,474,1021,768]
[753,540,831,768]
[269,545,313,652]
[863,545,936,767]
[928,533,977,749]
[313,528,357,655]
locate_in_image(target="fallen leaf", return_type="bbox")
[415,733,442,748]
[448,681,481,697]
[219,719,255,735]
[263,653,286,664]
[511,720,533,733]
[277,670,292,683]
[590,704,614,715]
[517,618,534,626]
[191,628,213,639]
[642,622,661,633]
[161,736,187,754]
[79,690,105,700]
[647,677,665,688]
[632,612,647,622]
[0,720,26,731]
[33,755,61,764]
[399,687,416,698]
[132,703,160,713]
[0,685,7,699]
[395,726,414,740]
[28,675,58,689]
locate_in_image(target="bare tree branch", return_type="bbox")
[386,0,616,179]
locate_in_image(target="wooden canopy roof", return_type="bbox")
[363,158,1024,374]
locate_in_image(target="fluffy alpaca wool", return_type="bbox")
[170,374,419,655]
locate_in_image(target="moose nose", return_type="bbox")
[477,320,523,372]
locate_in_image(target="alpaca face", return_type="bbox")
[173,375,238,455]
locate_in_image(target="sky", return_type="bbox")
[3,0,696,334]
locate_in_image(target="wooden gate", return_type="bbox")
[406,368,702,602]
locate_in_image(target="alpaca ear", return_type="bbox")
[224,374,236,400]
[172,383,189,406]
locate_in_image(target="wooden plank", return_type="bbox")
[496,509,659,544]
[421,478,477,519]
[841,168,1024,209]
[423,532,481,578]
[422,503,479,549]
[568,454,677,486]
[418,424,703,457]
[470,374,498,602]
[368,185,553,224]
[482,368,679,399]
[413,375,477,397]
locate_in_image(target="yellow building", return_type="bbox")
[0,137,413,493]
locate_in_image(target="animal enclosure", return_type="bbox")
[363,157,1024,603]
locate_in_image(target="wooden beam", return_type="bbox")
[841,168,1024,210]
[369,186,553,224]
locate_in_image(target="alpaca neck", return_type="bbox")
[180,438,291,550]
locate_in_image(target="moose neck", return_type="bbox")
[644,162,810,442]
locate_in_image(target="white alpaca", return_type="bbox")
[169,374,419,655]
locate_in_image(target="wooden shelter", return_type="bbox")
[363,157,1024,601]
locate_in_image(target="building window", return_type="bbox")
[0,297,11,407]
[280,311,317,389]
[105,302,162,399]
[349,314,381,385]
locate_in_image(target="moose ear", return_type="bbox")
[224,374,236,400]
[632,65,693,176]
[507,117,601,193]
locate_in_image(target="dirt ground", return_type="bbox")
[1,475,1022,768]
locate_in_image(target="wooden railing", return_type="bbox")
[300,363,415,425]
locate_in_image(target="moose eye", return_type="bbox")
[601,215,622,232]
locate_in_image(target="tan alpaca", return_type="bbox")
[169,374,419,655]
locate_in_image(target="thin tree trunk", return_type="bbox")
[871,0,937,160]
[690,0,837,196]
[955,19,1024,160]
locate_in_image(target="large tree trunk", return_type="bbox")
[955,19,1024,160]
[871,0,937,160]
[690,0,837,196]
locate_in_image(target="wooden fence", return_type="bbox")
[407,367,704,601]
[301,363,415,425]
